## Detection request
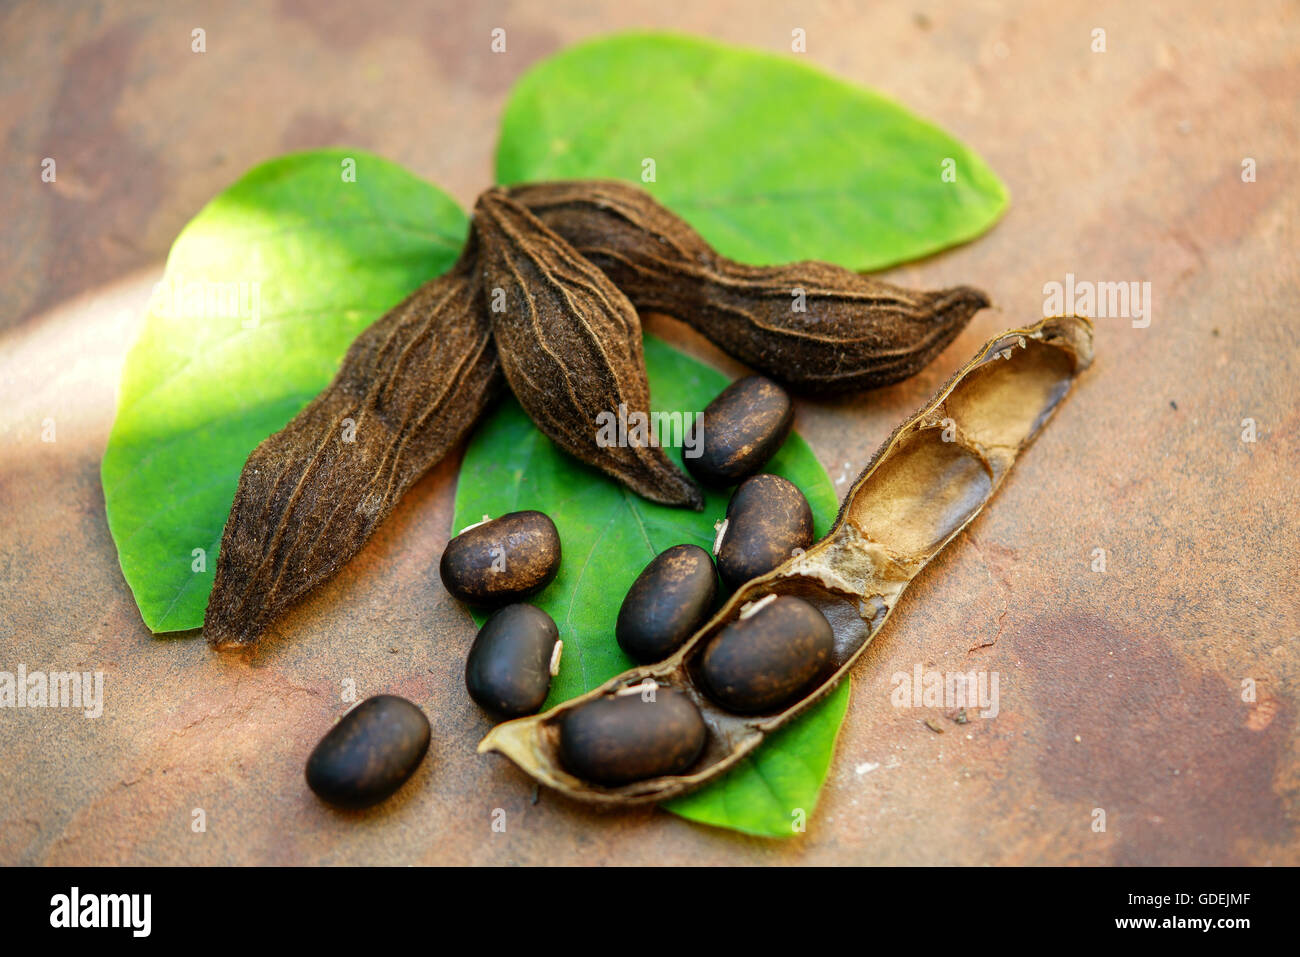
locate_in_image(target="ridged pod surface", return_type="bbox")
[474,189,703,509]
[509,180,991,394]
[204,247,502,650]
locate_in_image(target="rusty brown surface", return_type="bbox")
[0,0,1295,865]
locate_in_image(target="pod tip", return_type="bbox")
[203,613,259,652]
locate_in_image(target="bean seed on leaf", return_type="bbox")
[440,510,561,607]
[616,544,718,663]
[687,375,793,487]
[715,474,814,589]
[466,604,560,718]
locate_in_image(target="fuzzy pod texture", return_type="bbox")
[473,189,704,509]
[509,180,990,394]
[204,246,502,650]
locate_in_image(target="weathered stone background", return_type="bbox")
[0,0,1295,864]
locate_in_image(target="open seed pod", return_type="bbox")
[478,316,1094,804]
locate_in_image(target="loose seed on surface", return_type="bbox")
[305,695,431,810]
[686,376,793,487]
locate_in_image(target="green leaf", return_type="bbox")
[661,679,851,838]
[453,334,846,835]
[102,149,468,632]
[496,31,1007,270]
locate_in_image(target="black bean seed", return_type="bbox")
[440,510,561,607]
[616,544,718,663]
[466,604,560,719]
[700,595,834,714]
[558,686,707,786]
[686,375,794,486]
[714,473,814,590]
[305,695,431,809]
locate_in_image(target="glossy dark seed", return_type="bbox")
[440,510,561,607]
[700,595,834,714]
[305,695,430,809]
[616,544,718,663]
[686,376,793,486]
[466,604,560,718]
[715,474,814,590]
[558,687,707,786]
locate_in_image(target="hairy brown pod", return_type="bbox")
[509,180,991,394]
[478,317,1094,802]
[204,246,503,650]
[474,189,704,509]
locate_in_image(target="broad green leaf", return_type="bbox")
[103,149,468,632]
[453,335,846,835]
[497,31,1008,270]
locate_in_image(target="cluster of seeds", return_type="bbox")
[307,372,824,807]
[197,180,1089,811]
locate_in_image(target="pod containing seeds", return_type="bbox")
[466,604,561,718]
[715,474,814,590]
[700,595,834,713]
[440,510,561,607]
[616,544,718,663]
[558,686,707,786]
[306,695,431,809]
[478,317,1095,804]
[687,376,794,486]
